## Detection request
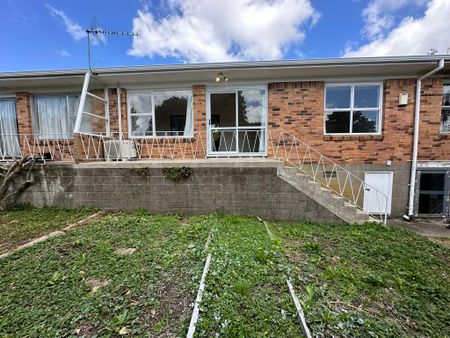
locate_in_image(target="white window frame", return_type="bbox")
[32,93,80,139]
[127,88,193,139]
[324,82,383,135]
[440,81,450,134]
[206,84,269,157]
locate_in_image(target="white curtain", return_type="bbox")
[0,99,21,158]
[34,95,77,138]
[183,94,194,137]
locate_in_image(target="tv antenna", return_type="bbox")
[86,26,138,73]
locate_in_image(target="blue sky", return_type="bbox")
[0,0,449,71]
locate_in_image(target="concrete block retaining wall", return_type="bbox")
[19,161,343,223]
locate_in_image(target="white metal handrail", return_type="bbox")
[1,130,388,223]
[0,134,75,163]
[76,132,208,160]
[268,130,388,224]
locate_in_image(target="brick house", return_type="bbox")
[0,55,449,223]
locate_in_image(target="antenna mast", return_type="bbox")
[86,28,138,73]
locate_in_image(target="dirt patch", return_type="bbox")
[75,324,97,337]
[429,237,450,248]
[63,212,104,231]
[114,247,137,255]
[84,278,111,293]
[146,273,192,337]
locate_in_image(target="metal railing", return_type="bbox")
[77,132,207,160]
[1,130,388,223]
[0,134,75,163]
[268,130,388,224]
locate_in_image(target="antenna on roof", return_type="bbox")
[85,25,138,74]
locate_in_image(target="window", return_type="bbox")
[128,90,193,137]
[325,84,382,134]
[0,99,20,157]
[441,82,450,133]
[33,94,80,138]
[417,171,447,214]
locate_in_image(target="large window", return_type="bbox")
[128,90,193,137]
[0,99,20,157]
[325,84,382,134]
[33,94,80,138]
[441,82,450,133]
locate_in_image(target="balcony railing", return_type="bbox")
[1,131,388,223]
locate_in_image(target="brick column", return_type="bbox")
[108,88,128,135]
[15,92,33,156]
[193,85,207,158]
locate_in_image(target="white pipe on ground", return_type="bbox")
[406,59,445,218]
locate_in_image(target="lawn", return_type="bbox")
[0,205,97,254]
[0,208,449,337]
[271,221,450,338]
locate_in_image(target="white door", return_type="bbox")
[206,87,268,156]
[363,172,393,214]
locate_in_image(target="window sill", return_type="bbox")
[323,134,383,141]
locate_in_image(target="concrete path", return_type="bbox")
[389,218,450,238]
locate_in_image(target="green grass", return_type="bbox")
[194,215,303,337]
[1,209,449,337]
[0,212,210,337]
[271,221,450,338]
[0,205,96,254]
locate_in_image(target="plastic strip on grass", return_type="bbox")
[287,279,312,338]
[187,253,212,338]
[259,216,312,338]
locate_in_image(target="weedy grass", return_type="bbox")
[2,210,449,338]
[0,212,211,337]
[194,215,304,337]
[0,205,97,254]
[271,221,450,338]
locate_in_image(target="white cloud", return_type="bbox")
[128,0,319,62]
[345,0,450,57]
[361,0,426,39]
[55,49,71,58]
[45,4,85,41]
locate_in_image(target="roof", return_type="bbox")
[1,55,449,92]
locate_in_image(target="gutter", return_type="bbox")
[405,58,445,219]
[1,55,449,80]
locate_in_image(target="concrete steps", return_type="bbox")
[278,167,373,224]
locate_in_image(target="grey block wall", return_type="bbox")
[339,163,411,217]
[19,163,343,223]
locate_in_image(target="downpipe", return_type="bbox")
[404,59,445,221]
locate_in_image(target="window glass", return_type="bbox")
[131,115,153,136]
[443,84,450,106]
[129,90,192,137]
[0,99,20,157]
[325,111,351,133]
[441,108,450,133]
[418,172,446,214]
[441,83,450,133]
[354,85,380,108]
[154,91,191,136]
[129,92,152,137]
[325,84,381,134]
[33,95,79,138]
[238,90,265,127]
[352,110,379,133]
[325,86,351,109]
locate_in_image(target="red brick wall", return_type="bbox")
[418,77,450,160]
[268,79,421,164]
[11,78,448,163]
[15,92,33,136]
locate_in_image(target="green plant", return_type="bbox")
[129,167,151,177]
[163,167,193,182]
